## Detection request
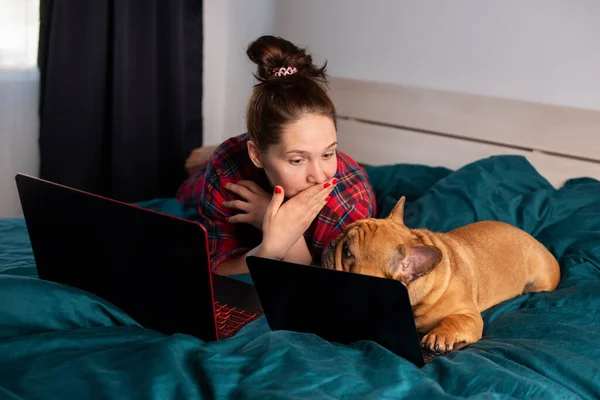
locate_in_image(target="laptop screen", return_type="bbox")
[16,173,219,342]
[246,255,425,366]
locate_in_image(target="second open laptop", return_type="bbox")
[246,255,443,367]
[15,173,263,342]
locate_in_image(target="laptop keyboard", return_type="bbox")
[214,301,259,338]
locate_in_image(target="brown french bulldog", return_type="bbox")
[321,196,560,353]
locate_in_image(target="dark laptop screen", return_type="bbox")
[246,256,425,366]
[16,173,218,341]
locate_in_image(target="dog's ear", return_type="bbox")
[387,196,406,224]
[388,244,442,283]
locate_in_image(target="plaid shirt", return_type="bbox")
[176,133,376,272]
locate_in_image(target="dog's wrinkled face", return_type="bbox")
[321,197,442,284]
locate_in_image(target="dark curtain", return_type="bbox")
[37,0,203,203]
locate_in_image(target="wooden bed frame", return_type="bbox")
[329,77,600,188]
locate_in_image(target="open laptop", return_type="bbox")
[14,173,263,341]
[246,255,444,367]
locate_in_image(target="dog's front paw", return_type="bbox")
[421,329,466,353]
[420,313,483,353]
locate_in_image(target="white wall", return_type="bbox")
[0,68,40,217]
[274,0,600,111]
[203,0,276,146]
[0,0,40,217]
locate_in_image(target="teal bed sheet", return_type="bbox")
[1,155,599,399]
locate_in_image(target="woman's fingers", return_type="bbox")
[227,213,251,224]
[320,181,336,201]
[302,178,338,205]
[235,180,266,195]
[265,186,285,217]
[222,199,251,212]
[301,188,333,226]
[308,195,330,222]
[224,182,254,200]
[263,180,336,229]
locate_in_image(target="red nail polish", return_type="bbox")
[332,178,338,185]
[275,186,282,194]
[323,182,331,188]
[325,196,331,202]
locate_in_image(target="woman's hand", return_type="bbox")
[260,179,337,260]
[223,180,272,230]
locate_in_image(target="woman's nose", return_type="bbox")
[307,161,327,184]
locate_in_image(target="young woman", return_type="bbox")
[177,35,376,275]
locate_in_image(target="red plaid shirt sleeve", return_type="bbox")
[176,136,262,273]
[197,161,261,272]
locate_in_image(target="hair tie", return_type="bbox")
[273,67,297,77]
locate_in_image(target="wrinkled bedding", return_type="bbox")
[1,155,599,399]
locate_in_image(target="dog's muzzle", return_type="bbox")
[321,237,340,270]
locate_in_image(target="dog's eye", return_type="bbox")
[342,242,353,259]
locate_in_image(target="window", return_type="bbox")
[0,0,40,68]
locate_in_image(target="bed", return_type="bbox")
[1,78,600,399]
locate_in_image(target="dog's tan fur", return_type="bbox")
[322,197,560,353]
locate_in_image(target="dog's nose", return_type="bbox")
[321,238,339,269]
[321,246,330,268]
[326,236,340,251]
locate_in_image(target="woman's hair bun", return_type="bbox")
[246,35,328,84]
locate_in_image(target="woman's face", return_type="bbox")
[249,114,338,198]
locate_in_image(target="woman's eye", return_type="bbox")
[342,242,353,258]
[323,152,335,159]
[290,159,304,166]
